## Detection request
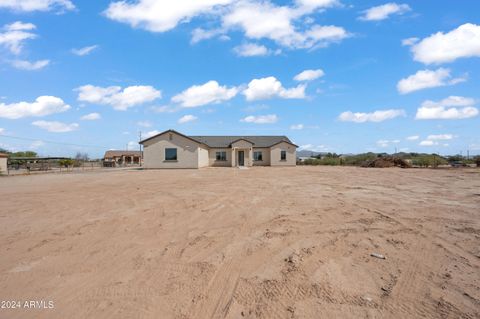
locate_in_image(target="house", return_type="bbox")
[0,153,8,175]
[103,150,142,167]
[139,129,297,169]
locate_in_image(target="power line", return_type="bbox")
[0,133,110,149]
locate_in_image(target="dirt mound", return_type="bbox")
[362,156,411,168]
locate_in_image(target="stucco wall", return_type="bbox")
[0,157,7,175]
[270,142,296,166]
[142,132,200,169]
[209,148,232,167]
[252,147,271,166]
[198,146,209,168]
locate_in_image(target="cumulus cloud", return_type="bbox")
[419,134,454,146]
[0,21,37,54]
[0,0,75,12]
[290,124,304,130]
[32,120,79,133]
[143,130,161,138]
[172,80,238,107]
[376,139,400,147]
[241,114,278,124]
[338,109,406,123]
[415,96,478,120]
[11,59,49,70]
[80,112,101,120]
[222,1,349,49]
[401,37,419,46]
[72,45,98,56]
[359,3,411,21]
[397,68,466,94]
[233,43,270,57]
[411,23,480,64]
[406,135,419,141]
[105,0,349,50]
[243,76,306,101]
[104,0,233,33]
[76,84,161,111]
[178,114,198,124]
[0,96,70,119]
[294,69,325,81]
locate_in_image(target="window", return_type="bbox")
[216,151,227,161]
[281,150,287,161]
[253,151,263,161]
[165,148,177,161]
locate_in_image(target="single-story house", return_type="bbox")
[103,150,142,167]
[139,129,297,169]
[0,153,8,175]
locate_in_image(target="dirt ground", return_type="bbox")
[0,166,479,319]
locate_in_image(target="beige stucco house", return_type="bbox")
[0,153,8,175]
[139,129,297,169]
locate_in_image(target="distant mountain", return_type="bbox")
[297,150,326,157]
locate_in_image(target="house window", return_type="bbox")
[165,148,177,161]
[216,151,227,161]
[253,151,263,161]
[281,150,287,161]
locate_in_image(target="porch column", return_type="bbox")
[231,148,236,167]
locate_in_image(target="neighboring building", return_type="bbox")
[0,153,8,175]
[139,129,297,169]
[103,150,142,167]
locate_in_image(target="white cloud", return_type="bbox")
[419,134,454,146]
[376,139,400,147]
[11,59,49,70]
[294,69,325,81]
[427,134,453,141]
[136,120,151,127]
[80,112,101,120]
[406,135,419,141]
[0,128,4,134]
[290,124,304,130]
[30,140,45,149]
[415,96,479,120]
[72,45,98,56]
[172,80,238,107]
[32,120,79,133]
[338,109,406,123]
[241,114,278,124]
[411,23,480,64]
[191,28,226,44]
[243,76,306,101]
[401,37,419,46]
[0,0,74,12]
[397,68,466,94]
[419,140,435,146]
[105,0,349,51]
[223,1,349,49]
[150,105,180,113]
[0,21,37,54]
[233,43,269,57]
[76,84,161,111]
[359,3,411,21]
[104,0,233,33]
[178,114,198,124]
[144,130,161,138]
[0,96,70,119]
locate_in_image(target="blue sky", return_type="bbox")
[0,0,479,158]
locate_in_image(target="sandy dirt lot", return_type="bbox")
[0,166,479,318]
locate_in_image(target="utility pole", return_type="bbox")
[138,131,142,153]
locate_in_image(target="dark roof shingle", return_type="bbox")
[189,136,294,148]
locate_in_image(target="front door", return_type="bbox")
[238,151,244,166]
